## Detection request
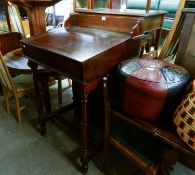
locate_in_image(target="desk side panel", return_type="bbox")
[22,44,85,82]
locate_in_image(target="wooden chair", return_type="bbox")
[0,32,71,105]
[0,51,34,122]
[55,75,71,104]
[45,74,71,105]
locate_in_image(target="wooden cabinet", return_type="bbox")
[75,0,121,9]
[75,0,88,8]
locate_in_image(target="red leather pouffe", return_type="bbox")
[116,58,190,121]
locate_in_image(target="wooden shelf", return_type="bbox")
[111,108,195,159]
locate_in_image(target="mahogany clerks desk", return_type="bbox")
[21,9,166,174]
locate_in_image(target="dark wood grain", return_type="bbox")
[155,128,195,158]
[21,27,140,82]
[74,9,165,32]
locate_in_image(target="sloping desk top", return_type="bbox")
[21,26,139,82]
[21,9,166,83]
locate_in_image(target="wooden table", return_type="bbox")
[9,0,61,36]
[21,9,166,174]
[4,48,44,73]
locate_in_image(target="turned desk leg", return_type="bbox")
[72,81,90,174]
[73,80,102,174]
[28,61,46,135]
[38,73,52,135]
[38,73,51,114]
[81,91,89,174]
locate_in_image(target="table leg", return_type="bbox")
[81,90,89,174]
[28,60,46,135]
[38,73,51,114]
[73,80,102,174]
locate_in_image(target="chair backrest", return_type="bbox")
[0,51,15,92]
[0,32,21,55]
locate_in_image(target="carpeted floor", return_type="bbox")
[0,80,194,175]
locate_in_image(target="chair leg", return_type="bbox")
[139,45,145,57]
[145,40,151,53]
[68,79,72,86]
[58,78,62,104]
[14,96,21,122]
[2,88,10,113]
[57,77,72,105]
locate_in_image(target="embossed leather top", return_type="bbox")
[119,58,188,83]
[116,58,190,121]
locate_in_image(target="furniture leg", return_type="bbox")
[14,96,21,122]
[102,77,111,170]
[72,81,81,119]
[2,88,10,113]
[145,39,151,53]
[39,74,51,114]
[28,60,46,135]
[81,83,89,174]
[57,76,62,104]
[68,79,72,86]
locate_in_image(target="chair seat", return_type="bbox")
[13,74,34,92]
[0,51,35,122]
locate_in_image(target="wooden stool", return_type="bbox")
[102,58,190,174]
[102,76,180,175]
